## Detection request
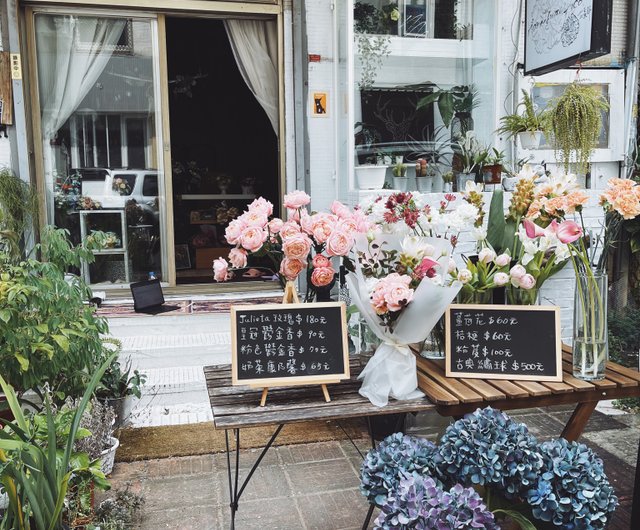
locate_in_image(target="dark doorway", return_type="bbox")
[165,17,279,283]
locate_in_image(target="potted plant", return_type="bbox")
[417,84,480,140]
[497,89,550,149]
[442,171,454,192]
[71,398,119,475]
[548,81,609,174]
[216,174,232,194]
[241,177,255,195]
[355,123,386,189]
[414,158,433,192]
[96,354,146,428]
[482,148,506,185]
[392,160,408,191]
[454,132,487,191]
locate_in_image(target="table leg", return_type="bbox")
[362,503,375,530]
[560,401,598,442]
[224,425,285,530]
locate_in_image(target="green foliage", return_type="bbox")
[96,353,147,400]
[0,227,109,397]
[496,90,550,138]
[0,168,39,259]
[91,488,145,530]
[549,82,609,174]
[417,84,479,128]
[0,351,116,530]
[355,33,390,89]
[486,189,518,255]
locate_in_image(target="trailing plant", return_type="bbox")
[496,89,550,138]
[355,32,391,89]
[0,226,110,399]
[0,351,116,530]
[0,168,39,259]
[548,82,609,174]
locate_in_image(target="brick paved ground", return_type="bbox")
[104,407,640,529]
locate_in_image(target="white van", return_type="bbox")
[75,168,158,210]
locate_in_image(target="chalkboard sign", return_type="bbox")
[231,302,350,387]
[445,304,562,382]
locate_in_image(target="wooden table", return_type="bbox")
[205,348,640,529]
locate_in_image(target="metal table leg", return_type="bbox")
[224,424,284,529]
[362,503,376,529]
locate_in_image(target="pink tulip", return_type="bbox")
[523,219,545,239]
[556,220,583,244]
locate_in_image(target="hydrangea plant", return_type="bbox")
[375,473,500,530]
[435,407,543,499]
[526,438,618,530]
[360,432,438,505]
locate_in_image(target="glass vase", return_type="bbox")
[506,286,539,305]
[573,270,608,381]
[457,289,492,304]
[420,316,446,359]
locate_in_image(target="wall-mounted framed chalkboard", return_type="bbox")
[445,304,562,382]
[230,301,350,388]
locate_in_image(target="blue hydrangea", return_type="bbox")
[375,473,500,530]
[360,432,438,505]
[526,438,618,530]
[434,407,543,498]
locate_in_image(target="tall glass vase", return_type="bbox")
[572,270,608,381]
[506,286,539,305]
[420,316,446,359]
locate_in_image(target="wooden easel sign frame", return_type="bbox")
[445,303,562,382]
[230,282,350,405]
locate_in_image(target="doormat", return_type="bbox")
[115,418,369,462]
[96,296,283,318]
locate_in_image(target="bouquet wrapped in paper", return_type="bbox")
[348,192,476,406]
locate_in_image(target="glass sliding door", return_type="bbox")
[33,13,166,285]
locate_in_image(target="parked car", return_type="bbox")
[73,168,158,211]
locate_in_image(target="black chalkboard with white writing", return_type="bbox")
[445,304,562,382]
[231,302,350,386]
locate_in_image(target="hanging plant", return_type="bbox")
[548,82,609,175]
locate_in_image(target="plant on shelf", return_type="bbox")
[548,81,609,174]
[496,89,550,148]
[416,84,479,138]
[482,148,506,184]
[355,32,391,89]
[453,132,487,190]
[216,174,232,194]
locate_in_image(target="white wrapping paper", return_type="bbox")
[347,234,461,407]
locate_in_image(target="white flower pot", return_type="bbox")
[355,165,387,190]
[431,173,444,193]
[517,131,543,150]
[456,172,476,192]
[392,176,409,191]
[443,182,453,192]
[100,436,120,475]
[415,177,433,193]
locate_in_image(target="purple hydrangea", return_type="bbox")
[360,432,439,505]
[434,407,543,499]
[526,438,618,529]
[375,473,500,530]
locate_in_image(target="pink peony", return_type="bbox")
[312,254,331,268]
[310,213,337,243]
[337,218,358,236]
[299,210,314,234]
[518,273,537,290]
[325,229,354,257]
[287,208,301,222]
[556,220,583,244]
[228,248,248,268]
[351,208,371,233]
[413,257,439,280]
[331,200,352,220]
[311,266,335,287]
[279,221,302,239]
[282,233,312,260]
[280,257,306,281]
[240,226,268,252]
[283,190,311,210]
[268,218,284,234]
[381,274,415,312]
[242,209,269,228]
[213,258,229,282]
[248,197,273,216]
[225,218,246,245]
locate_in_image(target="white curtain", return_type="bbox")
[35,15,126,220]
[224,19,279,136]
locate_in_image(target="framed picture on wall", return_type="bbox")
[175,244,191,270]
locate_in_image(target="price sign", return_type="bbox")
[445,304,562,382]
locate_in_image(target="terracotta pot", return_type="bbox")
[482,164,503,184]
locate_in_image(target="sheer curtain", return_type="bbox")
[35,15,126,219]
[224,19,279,136]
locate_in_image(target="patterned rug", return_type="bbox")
[96,296,283,318]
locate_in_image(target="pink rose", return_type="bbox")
[413,257,439,280]
[310,213,337,243]
[299,210,314,234]
[494,272,509,286]
[268,218,284,234]
[331,200,352,220]
[283,190,311,210]
[280,257,306,281]
[518,273,537,290]
[225,218,245,245]
[282,233,312,260]
[556,220,583,244]
[312,254,331,268]
[248,197,273,216]
[509,264,526,279]
[337,218,358,236]
[213,258,228,282]
[287,208,301,222]
[279,221,302,239]
[311,266,335,287]
[351,209,371,233]
[242,209,269,228]
[383,274,414,312]
[478,248,497,264]
[371,283,388,315]
[524,219,545,239]
[240,226,267,252]
[325,229,354,257]
[228,248,248,268]
[494,253,511,267]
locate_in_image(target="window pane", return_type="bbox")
[35,15,164,284]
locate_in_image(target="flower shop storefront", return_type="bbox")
[20,0,285,288]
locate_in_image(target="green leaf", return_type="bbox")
[52,335,70,352]
[35,323,48,334]
[416,91,440,110]
[437,92,455,128]
[630,236,640,254]
[493,509,538,530]
[0,309,11,323]
[14,353,29,371]
[486,189,506,252]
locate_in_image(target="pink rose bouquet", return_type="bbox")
[214,191,367,300]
